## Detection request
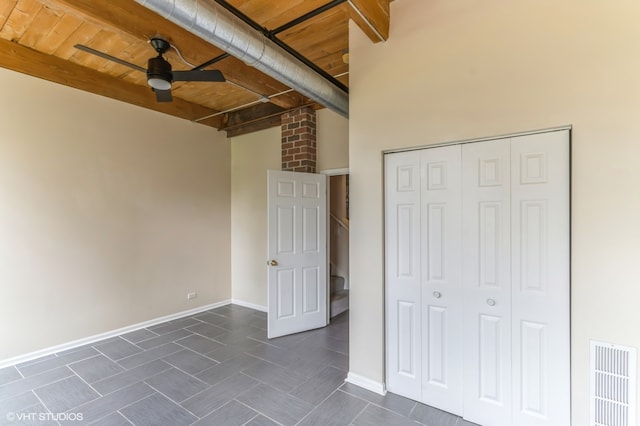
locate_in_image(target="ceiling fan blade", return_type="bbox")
[74,44,146,73]
[172,69,225,82]
[154,89,173,102]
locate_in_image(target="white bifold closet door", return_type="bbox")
[386,150,422,400]
[462,138,513,425]
[511,132,570,426]
[420,146,463,415]
[385,130,570,426]
[386,145,463,415]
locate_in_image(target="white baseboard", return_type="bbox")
[0,299,232,369]
[231,299,267,312]
[345,372,387,396]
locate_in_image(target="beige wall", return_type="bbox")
[317,109,349,172]
[348,1,640,424]
[231,111,349,308]
[0,68,231,361]
[230,127,281,308]
[0,68,348,360]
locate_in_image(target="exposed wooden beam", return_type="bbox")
[44,0,305,110]
[222,102,285,137]
[348,0,390,42]
[224,102,285,129]
[224,115,283,138]
[222,103,329,138]
[0,38,223,128]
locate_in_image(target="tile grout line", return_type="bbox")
[407,400,419,420]
[30,389,54,419]
[336,387,404,416]
[0,370,73,404]
[141,381,200,414]
[0,366,24,387]
[147,318,208,337]
[73,382,154,426]
[91,346,119,364]
[293,385,344,425]
[66,369,103,403]
[350,401,372,426]
[183,377,262,420]
[234,397,264,420]
[122,327,161,342]
[115,392,160,425]
[15,349,99,379]
[160,363,212,389]
[163,333,227,380]
[116,343,185,370]
[232,396,285,426]
[239,412,260,426]
[177,372,244,412]
[24,369,77,396]
[16,366,24,380]
[91,363,174,398]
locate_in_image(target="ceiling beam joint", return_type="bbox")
[212,0,348,93]
[348,0,390,42]
[270,0,348,35]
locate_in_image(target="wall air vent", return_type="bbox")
[590,340,637,426]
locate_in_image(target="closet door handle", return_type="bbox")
[433,291,442,299]
[487,299,496,306]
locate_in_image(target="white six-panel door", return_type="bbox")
[420,146,463,415]
[462,138,513,426]
[386,151,422,400]
[386,146,464,412]
[267,170,327,339]
[385,130,570,426]
[510,132,570,426]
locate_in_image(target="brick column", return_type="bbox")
[281,106,316,173]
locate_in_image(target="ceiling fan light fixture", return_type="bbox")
[147,77,171,90]
[147,56,172,90]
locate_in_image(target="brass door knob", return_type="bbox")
[268,260,278,266]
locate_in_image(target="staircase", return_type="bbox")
[330,275,349,318]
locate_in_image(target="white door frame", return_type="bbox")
[320,168,349,176]
[382,126,572,155]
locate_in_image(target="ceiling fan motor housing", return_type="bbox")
[147,56,172,89]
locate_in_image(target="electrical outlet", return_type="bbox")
[187,292,197,300]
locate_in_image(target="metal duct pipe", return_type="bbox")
[134,0,349,117]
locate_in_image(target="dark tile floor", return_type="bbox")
[0,304,476,425]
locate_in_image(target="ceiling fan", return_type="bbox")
[74,36,225,102]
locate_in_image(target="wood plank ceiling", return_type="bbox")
[0,0,389,136]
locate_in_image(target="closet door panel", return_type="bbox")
[420,146,463,415]
[462,139,512,426]
[385,151,422,400]
[384,132,570,426]
[511,131,570,426]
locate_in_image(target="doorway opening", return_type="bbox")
[329,174,349,318]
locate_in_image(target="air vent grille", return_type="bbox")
[590,341,637,426]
